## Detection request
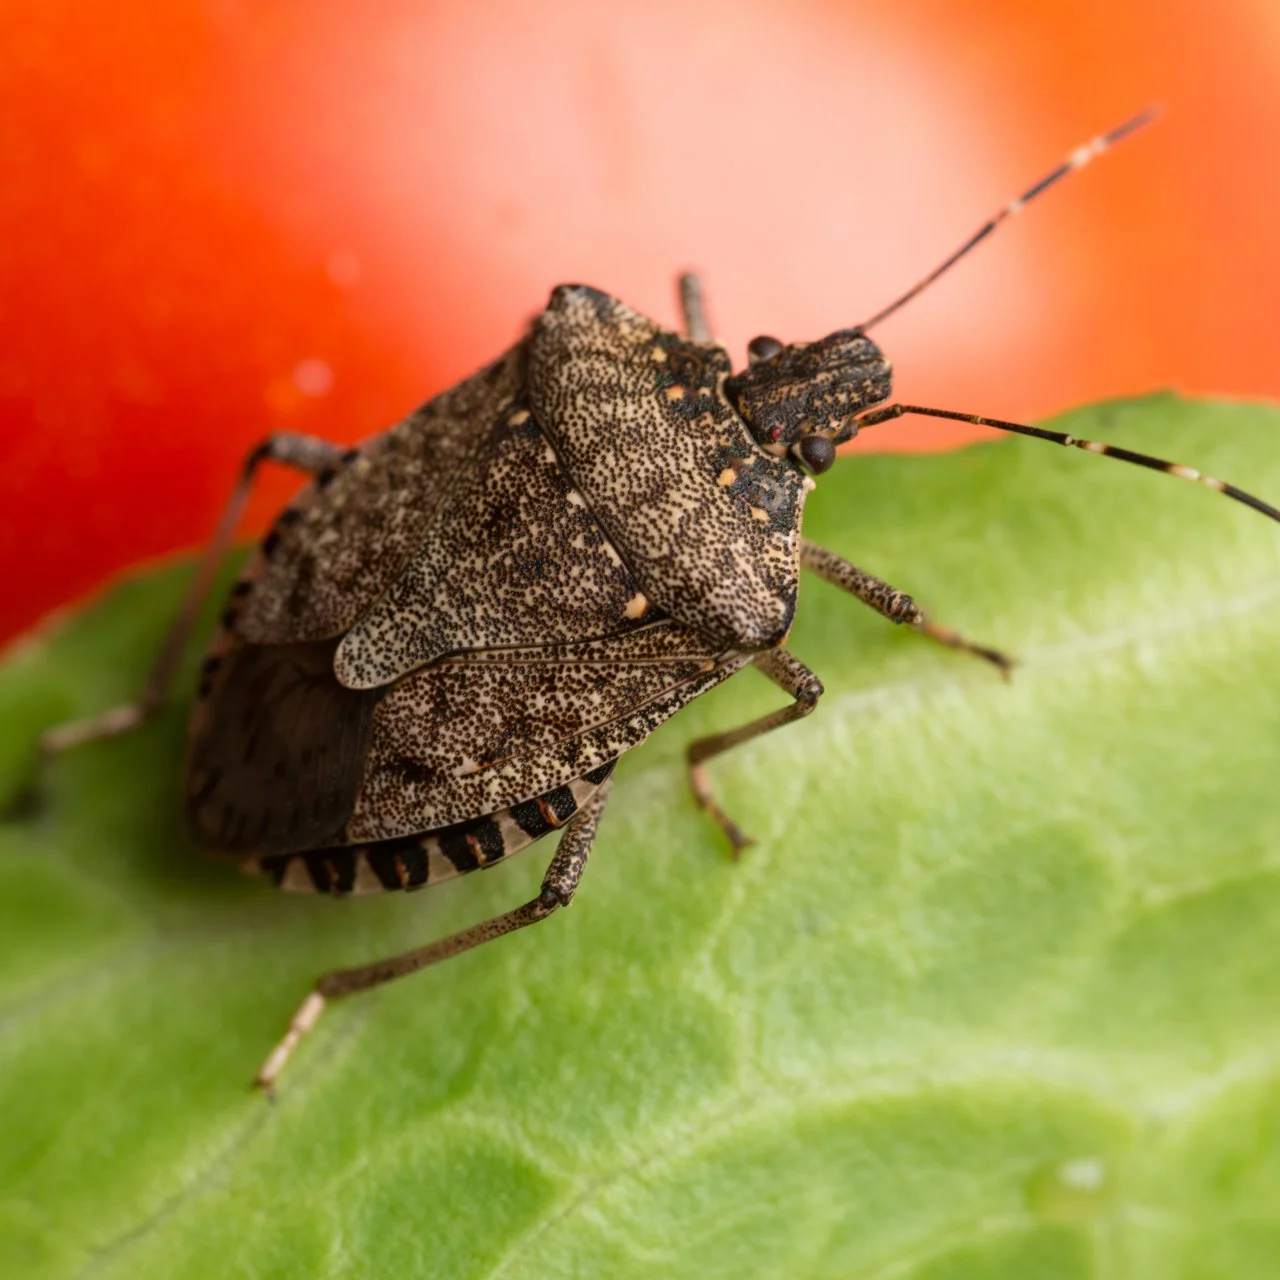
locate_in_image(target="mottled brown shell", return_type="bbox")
[188,286,807,860]
[236,345,526,646]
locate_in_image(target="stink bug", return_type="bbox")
[42,110,1280,1089]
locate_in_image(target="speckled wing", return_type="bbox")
[333,391,651,689]
[528,285,811,652]
[236,344,526,646]
[344,623,750,841]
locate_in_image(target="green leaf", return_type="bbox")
[3,393,1279,1280]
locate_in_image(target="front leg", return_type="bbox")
[687,649,822,858]
[800,540,1013,675]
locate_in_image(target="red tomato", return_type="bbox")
[3,0,1279,643]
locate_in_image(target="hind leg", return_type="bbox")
[254,777,613,1092]
[41,432,345,755]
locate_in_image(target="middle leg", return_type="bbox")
[41,431,347,755]
[687,648,823,858]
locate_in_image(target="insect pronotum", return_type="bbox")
[42,109,1280,1090]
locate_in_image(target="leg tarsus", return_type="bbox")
[253,779,611,1092]
[688,761,757,860]
[686,649,821,859]
[41,431,344,758]
[913,616,1015,678]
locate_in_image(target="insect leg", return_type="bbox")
[678,272,713,342]
[800,539,1013,675]
[253,778,613,1092]
[41,432,345,755]
[686,649,822,858]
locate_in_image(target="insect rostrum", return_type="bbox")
[40,113,1280,1089]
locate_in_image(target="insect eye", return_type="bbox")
[747,335,784,365]
[795,433,836,475]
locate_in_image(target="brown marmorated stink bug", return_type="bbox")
[42,110,1280,1089]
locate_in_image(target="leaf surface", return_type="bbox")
[2,394,1279,1279]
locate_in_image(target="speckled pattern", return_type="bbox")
[237,346,525,645]
[334,396,648,689]
[724,328,892,450]
[530,286,809,650]
[349,624,748,839]
[185,286,825,884]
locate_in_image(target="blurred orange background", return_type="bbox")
[2,0,1279,644]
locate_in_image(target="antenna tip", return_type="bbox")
[1108,106,1161,145]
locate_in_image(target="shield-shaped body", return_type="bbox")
[187,286,812,893]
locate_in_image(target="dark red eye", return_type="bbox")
[748,335,784,364]
[796,433,836,474]
[768,425,783,442]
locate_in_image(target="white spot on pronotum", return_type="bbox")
[651,345,668,362]
[293,358,334,397]
[624,591,648,619]
[510,409,531,426]
[1025,1154,1112,1225]
[716,467,736,487]
[665,385,686,401]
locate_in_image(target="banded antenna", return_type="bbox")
[850,109,1280,527]
[856,402,1280,524]
[857,108,1157,333]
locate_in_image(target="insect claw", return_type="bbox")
[981,647,1017,680]
[688,760,757,856]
